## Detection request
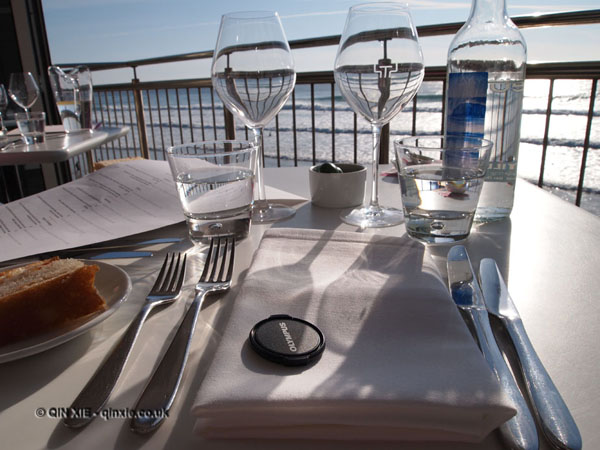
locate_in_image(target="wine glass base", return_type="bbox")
[252,202,296,224]
[341,205,404,228]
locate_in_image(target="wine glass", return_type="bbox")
[211,11,296,223]
[8,72,40,115]
[334,3,424,228]
[0,84,7,136]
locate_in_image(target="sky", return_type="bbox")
[41,0,600,84]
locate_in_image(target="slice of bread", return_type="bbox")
[0,257,107,346]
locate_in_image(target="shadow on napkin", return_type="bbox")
[192,228,515,443]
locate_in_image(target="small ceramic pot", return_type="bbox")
[308,163,367,208]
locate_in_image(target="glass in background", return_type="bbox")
[8,72,40,115]
[334,2,424,228]
[48,65,94,132]
[14,111,46,145]
[0,85,7,138]
[211,11,296,223]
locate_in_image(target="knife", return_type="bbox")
[0,237,182,267]
[479,259,582,450]
[87,251,153,259]
[56,237,183,255]
[447,246,538,450]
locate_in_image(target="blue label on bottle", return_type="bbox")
[445,72,488,167]
[446,72,488,140]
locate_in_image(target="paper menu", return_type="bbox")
[0,160,183,263]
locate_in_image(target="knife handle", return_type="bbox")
[469,308,539,450]
[504,317,582,450]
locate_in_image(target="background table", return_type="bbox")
[0,126,131,166]
[0,125,130,202]
[0,166,598,450]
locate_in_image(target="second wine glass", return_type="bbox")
[334,3,424,228]
[211,11,296,223]
[8,72,40,115]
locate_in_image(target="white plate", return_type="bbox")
[0,260,132,363]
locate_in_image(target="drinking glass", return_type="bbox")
[334,3,424,227]
[394,135,492,244]
[167,140,257,243]
[0,84,7,136]
[8,72,40,115]
[14,111,46,145]
[211,11,296,223]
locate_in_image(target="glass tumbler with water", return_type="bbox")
[14,111,46,145]
[167,141,256,243]
[394,135,492,244]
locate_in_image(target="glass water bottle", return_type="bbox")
[445,0,527,221]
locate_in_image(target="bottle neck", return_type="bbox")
[468,0,509,25]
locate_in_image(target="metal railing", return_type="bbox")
[58,9,600,211]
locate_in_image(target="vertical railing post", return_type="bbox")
[538,78,555,188]
[575,78,598,206]
[131,73,150,159]
[85,150,94,173]
[224,108,236,140]
[379,123,390,164]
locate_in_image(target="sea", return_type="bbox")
[93,78,600,215]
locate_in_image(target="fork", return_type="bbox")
[130,236,235,434]
[63,252,187,429]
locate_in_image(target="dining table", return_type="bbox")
[0,164,598,450]
[0,125,131,201]
[0,125,131,167]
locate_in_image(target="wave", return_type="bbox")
[97,101,600,118]
[103,116,600,149]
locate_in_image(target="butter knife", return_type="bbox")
[447,246,538,450]
[479,259,582,450]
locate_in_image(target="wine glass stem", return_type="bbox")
[369,123,382,209]
[251,127,267,207]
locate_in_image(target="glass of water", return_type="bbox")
[167,140,256,243]
[393,135,492,244]
[14,111,46,145]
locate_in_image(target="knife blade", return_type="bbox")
[479,259,582,450]
[0,237,182,267]
[447,246,538,450]
[57,237,183,254]
[87,251,153,259]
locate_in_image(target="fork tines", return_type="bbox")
[152,252,187,295]
[201,236,235,283]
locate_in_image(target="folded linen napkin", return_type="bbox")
[192,228,515,443]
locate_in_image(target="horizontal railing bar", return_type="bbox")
[416,8,600,37]
[57,9,600,72]
[91,61,600,92]
[96,78,214,91]
[59,50,214,72]
[425,62,600,81]
[296,71,334,83]
[526,61,600,78]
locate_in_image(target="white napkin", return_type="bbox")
[191,228,515,443]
